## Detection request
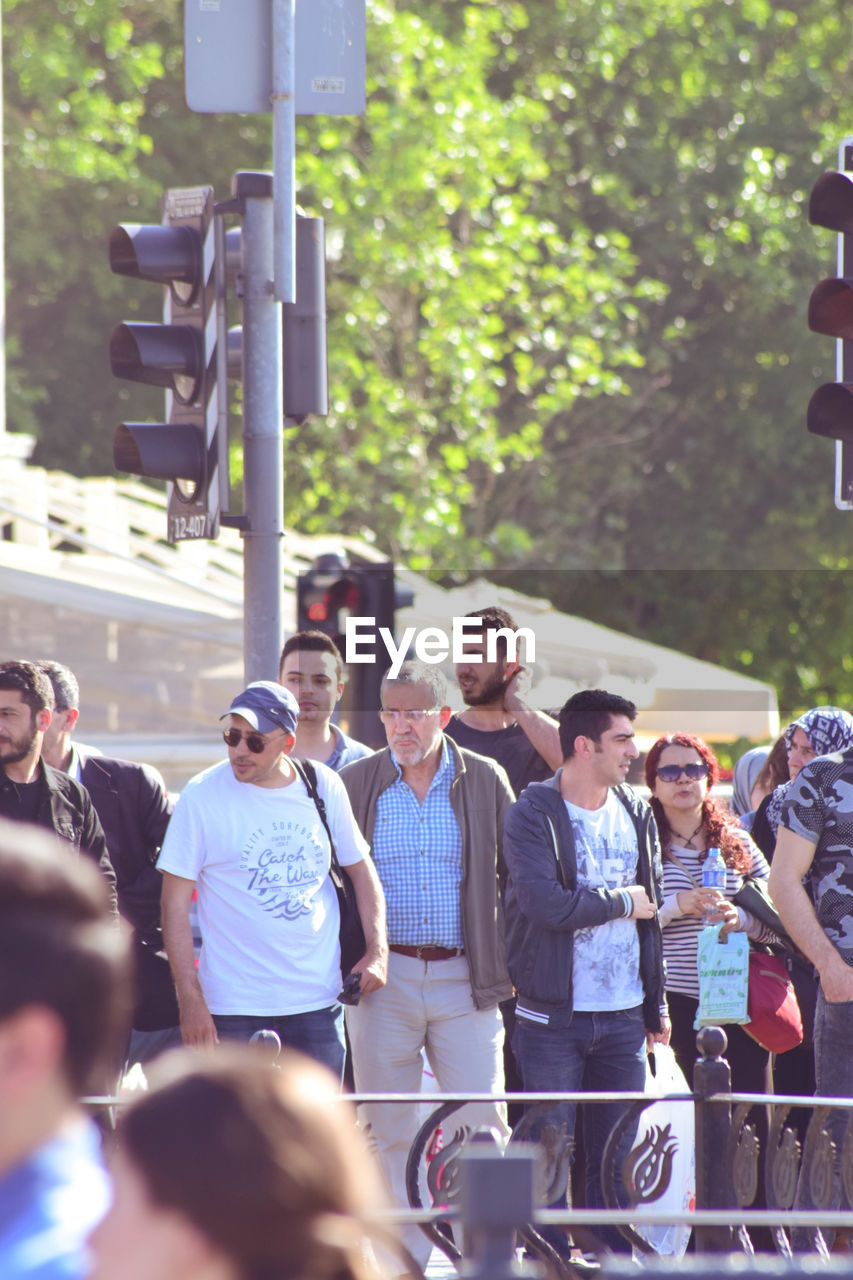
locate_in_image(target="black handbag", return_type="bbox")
[733,876,816,1048]
[291,758,366,977]
[732,875,797,953]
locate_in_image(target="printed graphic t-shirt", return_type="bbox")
[565,789,644,1012]
[157,759,368,1015]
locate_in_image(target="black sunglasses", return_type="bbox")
[655,762,710,782]
[222,728,282,754]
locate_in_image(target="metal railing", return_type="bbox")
[86,1025,853,1277]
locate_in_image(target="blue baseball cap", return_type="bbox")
[220,681,299,735]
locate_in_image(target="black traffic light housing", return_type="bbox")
[109,186,228,539]
[296,555,397,747]
[807,143,853,508]
[283,216,328,425]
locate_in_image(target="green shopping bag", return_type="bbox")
[695,924,749,1028]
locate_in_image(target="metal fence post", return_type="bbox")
[693,1025,734,1252]
[459,1148,538,1280]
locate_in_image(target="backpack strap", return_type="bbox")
[290,757,340,869]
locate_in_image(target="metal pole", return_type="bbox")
[0,5,6,434]
[459,1147,537,1280]
[272,0,297,303]
[693,1025,735,1253]
[234,171,284,682]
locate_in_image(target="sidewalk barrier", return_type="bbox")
[85,1027,853,1276]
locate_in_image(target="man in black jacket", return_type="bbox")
[0,660,116,916]
[37,661,180,1070]
[503,688,669,1255]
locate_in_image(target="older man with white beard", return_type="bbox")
[340,660,514,1269]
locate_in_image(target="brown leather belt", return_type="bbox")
[389,944,464,962]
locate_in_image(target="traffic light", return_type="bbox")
[109,185,227,540]
[296,555,396,747]
[807,140,853,509]
[283,216,328,425]
[207,211,327,429]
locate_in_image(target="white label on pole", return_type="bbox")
[312,77,345,93]
[200,1,220,11]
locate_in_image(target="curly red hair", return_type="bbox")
[644,733,752,875]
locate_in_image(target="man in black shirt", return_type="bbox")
[445,606,562,1121]
[0,660,116,914]
[445,606,562,797]
[37,661,179,1069]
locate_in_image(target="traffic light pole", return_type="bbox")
[839,142,853,507]
[234,171,285,681]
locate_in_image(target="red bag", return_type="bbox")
[744,950,803,1053]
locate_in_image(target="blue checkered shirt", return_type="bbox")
[373,738,463,948]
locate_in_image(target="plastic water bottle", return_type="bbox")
[702,847,726,924]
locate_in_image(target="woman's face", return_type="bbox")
[787,726,817,781]
[88,1148,230,1280]
[651,744,710,819]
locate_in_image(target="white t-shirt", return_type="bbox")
[157,759,369,1016]
[564,790,644,1012]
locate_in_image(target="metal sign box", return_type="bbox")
[185,0,366,115]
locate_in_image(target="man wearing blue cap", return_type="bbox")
[158,681,387,1081]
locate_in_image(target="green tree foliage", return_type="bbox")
[5,1,853,702]
[493,566,853,722]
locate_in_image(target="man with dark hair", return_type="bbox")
[37,660,180,1070]
[503,688,669,1255]
[446,606,562,798]
[446,607,563,1119]
[159,681,386,1082]
[770,744,853,1248]
[0,661,116,912]
[0,819,132,1277]
[557,687,641,761]
[279,630,372,771]
[340,659,513,1270]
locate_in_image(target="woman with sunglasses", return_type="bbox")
[646,734,779,1249]
[645,736,777,1088]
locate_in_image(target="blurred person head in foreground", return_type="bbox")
[89,1048,390,1280]
[0,819,131,1279]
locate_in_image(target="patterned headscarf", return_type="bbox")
[766,705,853,835]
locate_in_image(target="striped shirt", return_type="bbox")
[372,738,464,948]
[659,842,772,998]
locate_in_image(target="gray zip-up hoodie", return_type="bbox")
[503,774,666,1030]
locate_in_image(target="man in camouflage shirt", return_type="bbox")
[770,751,853,1244]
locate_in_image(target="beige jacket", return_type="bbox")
[340,737,514,1009]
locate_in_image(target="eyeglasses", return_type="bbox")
[222,728,286,754]
[378,708,440,725]
[655,762,710,782]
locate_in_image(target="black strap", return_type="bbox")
[290,757,341,871]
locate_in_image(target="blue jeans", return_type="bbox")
[213,1005,346,1084]
[792,988,853,1250]
[513,1006,647,1255]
